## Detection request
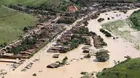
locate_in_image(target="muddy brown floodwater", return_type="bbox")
[4,8,140,78]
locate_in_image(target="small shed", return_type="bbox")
[52,54,60,58]
[47,63,59,68]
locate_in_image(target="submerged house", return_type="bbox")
[67,4,78,13]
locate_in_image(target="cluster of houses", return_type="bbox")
[47,25,91,53]
[0,22,65,59]
[21,59,39,72]
[47,11,101,53]
[0,4,80,60]
[47,1,134,53]
[0,1,140,59]
[80,2,140,16]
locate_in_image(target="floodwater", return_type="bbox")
[4,8,140,78]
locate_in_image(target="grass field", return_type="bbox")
[97,58,140,78]
[0,0,72,44]
[102,19,140,50]
[0,0,66,6]
[0,5,38,44]
[0,0,71,11]
[102,20,133,41]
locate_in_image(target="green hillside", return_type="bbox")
[0,0,66,6]
[0,0,72,12]
[0,5,38,44]
[130,10,140,30]
[97,58,140,78]
[0,0,72,45]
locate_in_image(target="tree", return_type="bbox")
[84,53,91,58]
[62,56,68,64]
[23,27,28,32]
[33,73,37,76]
[83,21,89,26]
[70,38,80,49]
[95,49,109,62]
[100,28,112,37]
[124,55,131,60]
[0,42,7,48]
[98,18,104,22]
[79,27,89,34]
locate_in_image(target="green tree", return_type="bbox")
[62,56,68,64]
[95,49,109,62]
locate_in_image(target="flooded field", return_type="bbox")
[102,19,140,50]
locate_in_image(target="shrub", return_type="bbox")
[98,18,105,22]
[83,21,89,26]
[62,56,68,64]
[57,17,76,24]
[95,49,109,62]
[33,73,37,76]
[100,28,112,37]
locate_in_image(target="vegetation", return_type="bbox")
[70,0,140,7]
[23,26,33,32]
[8,36,38,55]
[33,73,37,76]
[62,26,90,51]
[62,56,68,64]
[84,53,91,58]
[100,28,112,37]
[96,0,138,3]
[51,56,69,68]
[79,27,90,34]
[0,43,7,48]
[95,49,109,62]
[71,0,88,7]
[0,0,80,44]
[102,19,140,50]
[69,36,87,50]
[70,28,90,49]
[57,17,76,24]
[98,18,105,22]
[130,10,140,30]
[81,75,94,78]
[0,0,73,12]
[81,71,94,78]
[0,5,38,44]
[97,58,140,78]
[83,21,89,26]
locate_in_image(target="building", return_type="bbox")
[67,5,78,13]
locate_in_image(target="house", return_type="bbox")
[67,4,78,13]
[83,49,90,53]
[47,63,59,68]
[20,51,32,56]
[52,54,60,58]
[47,47,59,53]
[59,34,72,43]
[58,46,70,53]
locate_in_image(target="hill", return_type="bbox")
[97,58,140,78]
[0,0,73,45]
[0,5,38,44]
[0,0,72,12]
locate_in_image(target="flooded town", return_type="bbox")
[0,0,140,78]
